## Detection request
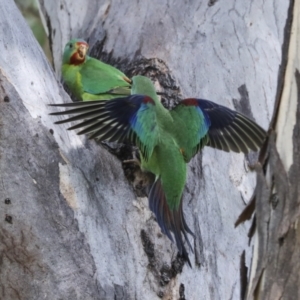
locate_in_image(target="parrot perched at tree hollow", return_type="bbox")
[50,75,266,266]
[62,38,132,101]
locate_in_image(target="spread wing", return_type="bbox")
[171,98,266,162]
[50,95,159,161]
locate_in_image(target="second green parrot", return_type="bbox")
[51,76,266,266]
[62,38,131,101]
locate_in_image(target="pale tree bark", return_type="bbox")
[0,0,290,299]
[241,1,300,299]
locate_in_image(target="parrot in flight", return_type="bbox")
[62,38,131,101]
[50,75,266,266]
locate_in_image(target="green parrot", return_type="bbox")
[62,38,131,101]
[50,76,266,266]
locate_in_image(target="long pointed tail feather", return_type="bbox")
[148,178,194,267]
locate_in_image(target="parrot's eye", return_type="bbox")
[69,43,73,49]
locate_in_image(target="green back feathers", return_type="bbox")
[80,57,131,96]
[171,104,210,162]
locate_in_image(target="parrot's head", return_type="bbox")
[131,75,159,101]
[62,39,89,65]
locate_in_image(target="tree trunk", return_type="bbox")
[0,0,290,299]
[244,1,300,299]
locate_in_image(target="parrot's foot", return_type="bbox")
[123,149,141,166]
[123,158,141,167]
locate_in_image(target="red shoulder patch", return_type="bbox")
[143,96,155,104]
[181,98,199,106]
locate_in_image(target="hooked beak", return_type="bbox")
[77,43,88,58]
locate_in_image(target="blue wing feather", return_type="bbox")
[50,95,158,161]
[172,98,266,159]
[195,98,266,152]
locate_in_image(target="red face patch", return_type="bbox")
[70,52,85,65]
[69,42,88,65]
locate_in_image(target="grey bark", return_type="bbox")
[244,1,300,299]
[0,0,290,299]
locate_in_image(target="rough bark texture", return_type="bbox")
[0,0,289,299]
[244,1,300,299]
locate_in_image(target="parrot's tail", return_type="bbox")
[148,178,194,267]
